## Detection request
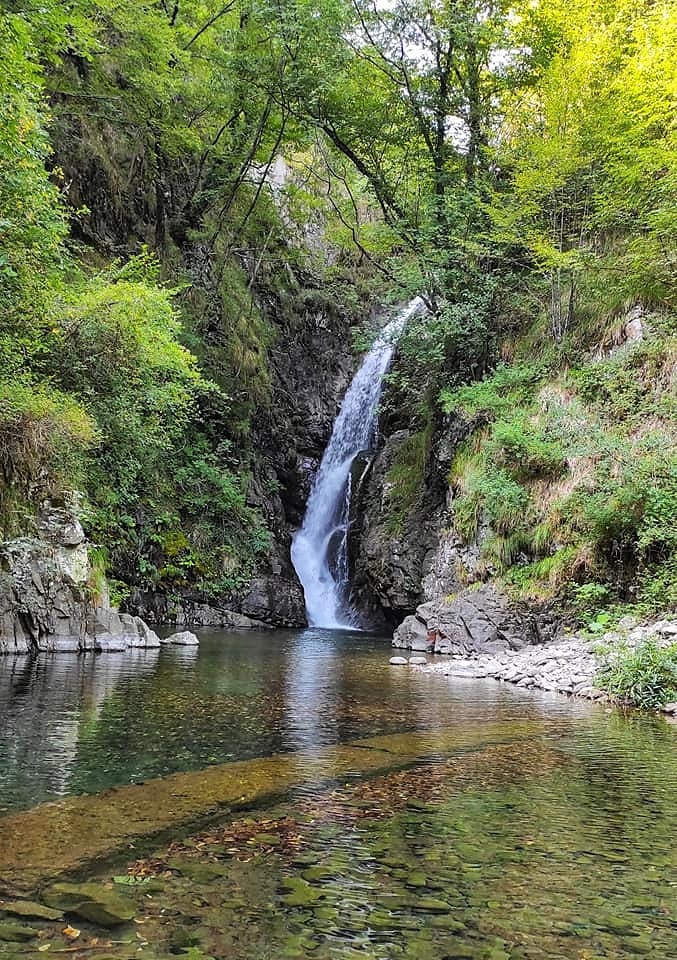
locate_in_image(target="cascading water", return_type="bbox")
[291,298,425,629]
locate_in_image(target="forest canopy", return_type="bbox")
[0,0,675,612]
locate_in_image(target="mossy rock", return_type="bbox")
[301,865,335,883]
[251,832,281,846]
[0,900,62,921]
[42,882,136,927]
[166,859,230,882]
[413,897,452,914]
[0,921,39,942]
[429,915,466,932]
[279,878,323,907]
[405,872,428,888]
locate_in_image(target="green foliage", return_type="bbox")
[454,467,532,543]
[0,380,97,535]
[385,428,431,534]
[440,360,551,419]
[596,639,677,709]
[491,418,566,481]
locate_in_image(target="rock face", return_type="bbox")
[0,501,160,655]
[393,585,543,655]
[416,618,677,705]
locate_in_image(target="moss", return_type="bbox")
[385,426,433,534]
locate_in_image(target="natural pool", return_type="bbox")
[0,629,675,959]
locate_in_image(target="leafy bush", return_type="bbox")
[0,379,97,534]
[596,639,677,709]
[440,360,550,419]
[491,417,567,480]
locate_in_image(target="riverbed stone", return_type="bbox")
[42,882,136,927]
[389,656,408,665]
[0,921,38,941]
[0,900,63,921]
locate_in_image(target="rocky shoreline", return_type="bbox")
[391,618,677,715]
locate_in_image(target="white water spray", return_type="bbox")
[291,298,424,629]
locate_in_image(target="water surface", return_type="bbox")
[0,627,589,812]
[0,628,675,960]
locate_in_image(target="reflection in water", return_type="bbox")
[0,649,159,812]
[0,627,605,812]
[283,628,346,752]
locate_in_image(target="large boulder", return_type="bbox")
[393,585,540,655]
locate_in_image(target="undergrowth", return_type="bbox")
[595,639,677,709]
[442,313,677,616]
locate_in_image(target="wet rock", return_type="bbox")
[408,655,428,665]
[0,921,38,941]
[415,586,536,655]
[389,656,408,665]
[42,882,136,927]
[162,630,199,646]
[279,877,323,906]
[393,616,433,652]
[0,900,63,921]
[167,859,229,882]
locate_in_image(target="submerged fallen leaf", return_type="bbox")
[62,926,80,940]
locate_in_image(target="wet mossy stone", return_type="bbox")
[413,897,452,913]
[0,900,63,921]
[428,915,466,932]
[0,921,39,941]
[301,866,335,883]
[279,878,323,906]
[252,832,281,846]
[42,882,136,927]
[166,859,230,883]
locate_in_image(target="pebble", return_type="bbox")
[389,656,408,665]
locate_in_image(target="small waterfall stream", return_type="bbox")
[291,298,424,628]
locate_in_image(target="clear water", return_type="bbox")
[0,627,585,813]
[0,630,675,960]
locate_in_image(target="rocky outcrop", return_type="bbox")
[393,585,551,655]
[416,617,677,708]
[0,502,160,655]
[127,590,276,630]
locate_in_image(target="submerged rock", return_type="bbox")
[43,882,136,927]
[0,920,38,941]
[0,900,62,921]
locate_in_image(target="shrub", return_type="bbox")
[596,639,677,709]
[491,417,567,480]
[0,379,97,534]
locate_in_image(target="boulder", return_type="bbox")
[43,883,136,927]
[393,585,537,655]
[0,499,160,657]
[163,630,200,646]
[393,616,434,652]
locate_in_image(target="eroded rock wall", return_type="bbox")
[0,503,161,655]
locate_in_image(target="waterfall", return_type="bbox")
[291,298,425,629]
